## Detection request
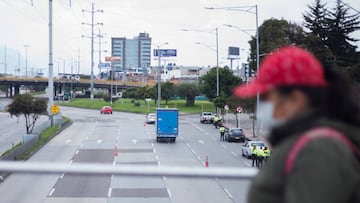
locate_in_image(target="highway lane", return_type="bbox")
[0,107,254,203]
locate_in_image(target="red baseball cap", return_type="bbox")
[234,46,328,98]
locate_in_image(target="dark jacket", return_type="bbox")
[248,111,360,203]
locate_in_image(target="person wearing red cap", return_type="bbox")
[234,46,360,203]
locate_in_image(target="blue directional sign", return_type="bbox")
[153,49,177,57]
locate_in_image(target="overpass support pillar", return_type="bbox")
[14,85,20,97]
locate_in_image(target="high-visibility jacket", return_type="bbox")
[214,116,219,122]
[264,149,271,157]
[258,149,266,158]
[219,127,226,133]
[253,148,261,156]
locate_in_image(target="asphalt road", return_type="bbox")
[0,106,254,203]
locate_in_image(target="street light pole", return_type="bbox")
[206,5,260,136]
[157,45,161,108]
[216,28,219,98]
[156,42,168,108]
[48,0,54,125]
[24,45,30,77]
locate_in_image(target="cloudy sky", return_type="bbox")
[0,0,359,76]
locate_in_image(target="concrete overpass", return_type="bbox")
[0,77,154,97]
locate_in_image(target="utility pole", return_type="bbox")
[82,3,103,100]
[97,29,106,77]
[48,0,54,125]
[17,50,20,77]
[77,48,80,74]
[24,45,30,77]
[4,45,7,77]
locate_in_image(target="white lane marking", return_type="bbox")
[224,188,233,199]
[85,136,89,140]
[196,155,201,161]
[153,148,157,154]
[151,143,154,147]
[186,143,191,148]
[111,175,114,180]
[205,132,210,136]
[180,137,184,141]
[117,129,121,131]
[155,155,159,162]
[117,136,119,140]
[108,188,112,197]
[190,123,205,132]
[191,149,196,154]
[163,176,167,181]
[69,160,73,165]
[221,144,227,149]
[60,173,64,179]
[167,188,172,198]
[80,143,84,148]
[75,150,79,155]
[198,140,204,145]
[158,161,161,166]
[65,139,72,144]
[212,137,217,141]
[132,139,137,144]
[48,188,55,196]
[113,161,116,166]
[231,152,238,157]
[97,139,103,144]
[243,161,252,167]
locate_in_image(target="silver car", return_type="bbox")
[241,141,266,158]
[146,113,156,124]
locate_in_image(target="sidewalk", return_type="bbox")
[222,113,261,141]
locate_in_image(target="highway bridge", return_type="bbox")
[0,77,155,97]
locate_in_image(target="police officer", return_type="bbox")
[251,145,257,167]
[264,146,271,163]
[213,114,219,128]
[257,147,266,168]
[219,125,226,141]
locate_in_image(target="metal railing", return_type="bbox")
[0,161,257,179]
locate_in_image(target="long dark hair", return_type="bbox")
[277,68,360,126]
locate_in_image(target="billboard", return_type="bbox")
[105,56,121,62]
[153,49,177,57]
[228,47,240,59]
[98,63,111,69]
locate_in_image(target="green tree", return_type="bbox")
[326,0,360,67]
[7,94,47,134]
[226,96,256,113]
[200,66,241,100]
[303,0,328,41]
[248,18,306,70]
[176,83,200,106]
[151,82,175,105]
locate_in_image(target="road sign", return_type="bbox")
[224,105,229,111]
[236,106,243,113]
[105,56,121,62]
[51,104,60,115]
[153,49,177,57]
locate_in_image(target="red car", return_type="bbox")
[100,106,113,114]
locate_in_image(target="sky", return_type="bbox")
[0,0,359,76]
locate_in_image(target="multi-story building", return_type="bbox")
[111,33,151,72]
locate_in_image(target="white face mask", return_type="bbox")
[257,101,283,130]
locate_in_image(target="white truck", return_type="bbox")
[200,112,214,124]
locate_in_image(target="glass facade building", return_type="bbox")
[111,33,151,72]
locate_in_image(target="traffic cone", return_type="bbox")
[114,145,118,157]
[205,156,209,167]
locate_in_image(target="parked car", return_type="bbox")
[200,112,214,123]
[241,141,266,158]
[146,113,156,124]
[224,128,245,142]
[100,106,113,114]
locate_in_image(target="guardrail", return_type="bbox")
[0,161,258,179]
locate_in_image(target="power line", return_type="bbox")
[82,2,103,100]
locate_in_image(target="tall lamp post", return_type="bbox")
[24,45,30,78]
[182,28,219,112]
[156,42,168,108]
[206,5,260,136]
